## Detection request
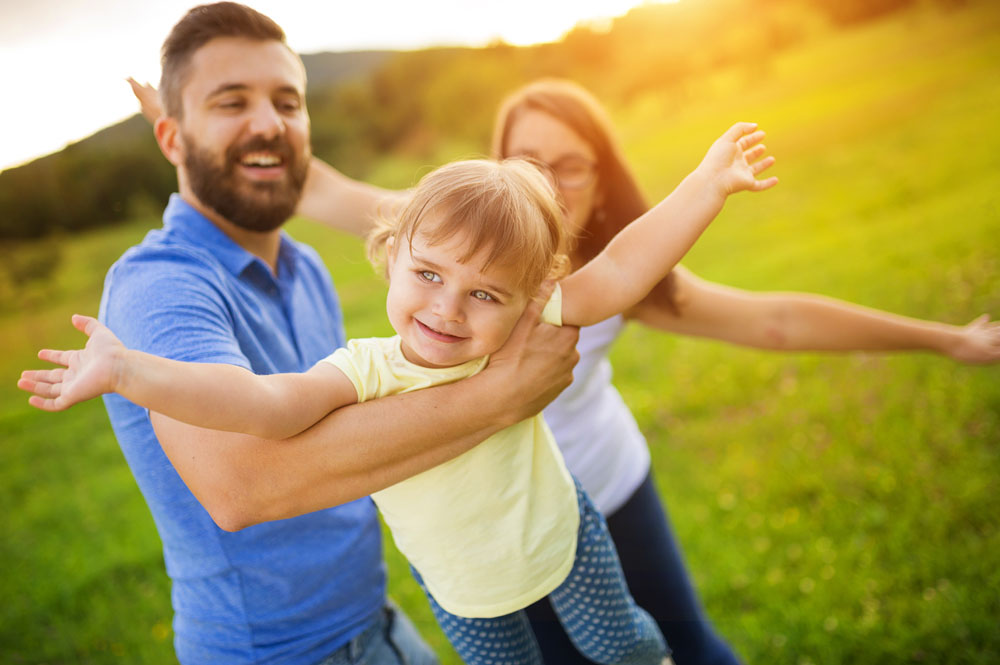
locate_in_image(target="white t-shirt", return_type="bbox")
[543,315,650,515]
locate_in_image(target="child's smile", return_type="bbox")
[386,229,530,369]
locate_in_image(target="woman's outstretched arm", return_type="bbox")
[297,158,408,238]
[631,266,1000,364]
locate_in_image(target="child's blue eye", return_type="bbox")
[472,290,494,302]
[419,270,440,283]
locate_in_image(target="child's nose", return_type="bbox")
[433,293,465,323]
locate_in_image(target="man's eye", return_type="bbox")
[472,290,495,302]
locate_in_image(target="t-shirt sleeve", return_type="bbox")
[320,339,377,403]
[543,283,562,326]
[100,248,249,369]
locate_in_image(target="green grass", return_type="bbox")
[3,4,999,663]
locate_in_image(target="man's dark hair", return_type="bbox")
[159,2,287,119]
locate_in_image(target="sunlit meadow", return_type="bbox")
[2,4,998,663]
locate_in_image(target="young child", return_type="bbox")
[20,122,776,665]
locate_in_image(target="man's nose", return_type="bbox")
[248,101,285,138]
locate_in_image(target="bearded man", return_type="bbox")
[98,3,578,663]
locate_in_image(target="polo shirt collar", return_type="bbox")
[162,193,298,280]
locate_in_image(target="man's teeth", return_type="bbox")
[241,152,282,167]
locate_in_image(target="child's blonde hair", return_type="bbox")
[369,159,569,295]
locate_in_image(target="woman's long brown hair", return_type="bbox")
[491,79,677,313]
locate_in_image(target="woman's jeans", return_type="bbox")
[525,470,741,665]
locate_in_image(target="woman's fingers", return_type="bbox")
[969,313,990,328]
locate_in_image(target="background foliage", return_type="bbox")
[2,1,998,663]
[0,0,970,241]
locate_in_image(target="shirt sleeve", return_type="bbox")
[100,247,250,369]
[320,340,373,402]
[542,283,562,326]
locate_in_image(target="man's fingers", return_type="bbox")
[532,279,556,305]
[509,281,555,341]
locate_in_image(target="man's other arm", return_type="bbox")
[153,297,579,530]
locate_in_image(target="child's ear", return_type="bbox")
[385,236,396,273]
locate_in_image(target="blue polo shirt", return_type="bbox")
[99,195,386,664]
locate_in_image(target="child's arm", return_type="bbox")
[18,314,358,439]
[560,122,777,327]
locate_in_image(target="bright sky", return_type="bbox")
[1,0,658,172]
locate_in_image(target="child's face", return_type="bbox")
[386,228,531,368]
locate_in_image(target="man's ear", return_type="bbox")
[154,116,184,167]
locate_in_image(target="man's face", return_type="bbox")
[175,37,311,232]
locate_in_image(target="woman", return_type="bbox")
[486,79,1000,664]
[130,77,999,664]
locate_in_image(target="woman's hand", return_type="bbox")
[127,77,163,123]
[947,314,1000,364]
[18,315,126,411]
[698,122,778,196]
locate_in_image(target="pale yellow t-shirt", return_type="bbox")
[322,289,579,618]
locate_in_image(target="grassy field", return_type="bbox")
[3,4,999,663]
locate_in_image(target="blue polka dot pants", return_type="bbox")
[415,481,669,665]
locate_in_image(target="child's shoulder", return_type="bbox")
[324,336,399,363]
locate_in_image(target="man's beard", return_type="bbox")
[183,133,310,233]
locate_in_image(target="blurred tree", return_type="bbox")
[1,0,943,241]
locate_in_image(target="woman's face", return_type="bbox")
[504,108,600,243]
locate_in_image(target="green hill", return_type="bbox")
[2,2,998,663]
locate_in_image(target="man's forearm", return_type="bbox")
[153,368,518,531]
